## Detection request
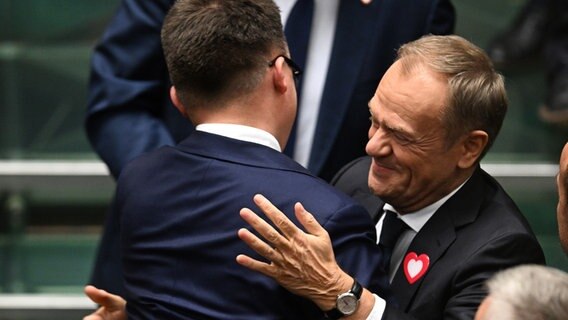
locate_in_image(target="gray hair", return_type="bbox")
[480,265,568,320]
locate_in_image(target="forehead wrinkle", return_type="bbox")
[387,63,448,131]
[374,85,416,136]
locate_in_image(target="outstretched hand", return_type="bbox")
[236,194,352,311]
[83,285,127,320]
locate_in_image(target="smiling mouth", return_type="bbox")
[371,159,396,174]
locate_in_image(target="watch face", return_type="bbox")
[337,293,359,315]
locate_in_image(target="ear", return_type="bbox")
[271,57,289,95]
[170,86,189,119]
[457,130,489,169]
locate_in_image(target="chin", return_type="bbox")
[369,178,405,206]
[368,178,388,198]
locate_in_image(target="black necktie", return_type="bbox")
[379,211,408,274]
[283,0,314,157]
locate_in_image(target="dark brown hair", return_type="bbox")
[161,0,286,109]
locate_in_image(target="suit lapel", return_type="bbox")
[308,0,382,173]
[390,210,456,310]
[390,168,486,310]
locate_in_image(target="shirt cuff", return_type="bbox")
[365,294,386,320]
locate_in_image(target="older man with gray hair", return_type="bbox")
[475,265,568,320]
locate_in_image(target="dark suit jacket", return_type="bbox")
[332,157,546,320]
[117,131,390,319]
[86,0,455,295]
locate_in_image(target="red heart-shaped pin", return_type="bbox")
[403,252,430,284]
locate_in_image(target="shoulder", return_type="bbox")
[331,156,371,193]
[478,170,537,235]
[450,170,545,263]
[331,157,382,216]
[117,145,177,184]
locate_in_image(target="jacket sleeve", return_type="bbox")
[85,0,175,179]
[323,203,394,304]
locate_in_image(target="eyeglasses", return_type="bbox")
[268,55,302,86]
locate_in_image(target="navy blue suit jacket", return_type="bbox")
[332,157,546,320]
[86,0,455,180]
[117,131,389,319]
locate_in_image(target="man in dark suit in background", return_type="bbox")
[113,0,390,318]
[237,35,545,320]
[86,0,455,181]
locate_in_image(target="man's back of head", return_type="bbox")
[161,0,287,110]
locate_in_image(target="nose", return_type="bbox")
[366,126,392,157]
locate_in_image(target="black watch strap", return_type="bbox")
[324,279,363,319]
[351,280,363,298]
[324,307,344,320]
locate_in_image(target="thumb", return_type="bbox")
[84,285,122,307]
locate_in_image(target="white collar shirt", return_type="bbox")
[195,123,281,152]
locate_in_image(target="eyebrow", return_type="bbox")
[368,104,411,137]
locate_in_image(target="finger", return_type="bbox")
[84,285,126,310]
[84,285,110,306]
[360,0,372,5]
[237,227,280,262]
[236,253,276,278]
[253,194,300,239]
[83,309,104,320]
[240,207,289,249]
[294,202,327,237]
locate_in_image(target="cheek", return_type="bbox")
[394,152,430,187]
[407,159,440,185]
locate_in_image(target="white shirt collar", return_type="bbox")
[195,123,281,152]
[384,178,470,233]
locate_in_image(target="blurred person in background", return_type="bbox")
[487,0,568,124]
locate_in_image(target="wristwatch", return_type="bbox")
[324,278,363,319]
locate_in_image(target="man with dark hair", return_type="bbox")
[238,35,545,320]
[111,0,388,318]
